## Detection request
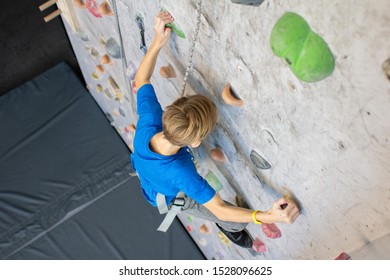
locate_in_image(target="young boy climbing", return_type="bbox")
[131,11,300,248]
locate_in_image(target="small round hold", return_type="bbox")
[199,224,210,234]
[112,109,120,117]
[74,0,87,8]
[160,64,177,78]
[198,237,208,246]
[90,47,99,57]
[77,29,89,41]
[118,106,126,117]
[98,36,106,46]
[126,60,137,80]
[101,54,112,65]
[210,147,226,162]
[96,84,103,92]
[91,71,100,80]
[125,123,136,133]
[96,64,105,73]
[104,88,114,99]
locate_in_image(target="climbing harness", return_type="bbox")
[156,192,186,232]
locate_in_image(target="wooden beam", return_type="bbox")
[43,9,62,22]
[39,0,58,11]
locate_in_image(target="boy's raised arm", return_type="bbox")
[134,12,173,89]
[203,193,300,225]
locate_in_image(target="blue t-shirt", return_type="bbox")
[131,84,216,207]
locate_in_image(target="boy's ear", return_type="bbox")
[190,140,202,148]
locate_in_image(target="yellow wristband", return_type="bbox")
[252,210,262,224]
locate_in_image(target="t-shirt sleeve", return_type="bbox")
[180,165,216,205]
[136,84,163,128]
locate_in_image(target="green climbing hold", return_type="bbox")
[205,170,223,192]
[161,8,186,39]
[270,12,335,82]
[165,22,186,39]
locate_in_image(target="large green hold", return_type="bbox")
[270,12,335,82]
[205,170,223,192]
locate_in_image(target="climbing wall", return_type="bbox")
[61,0,390,259]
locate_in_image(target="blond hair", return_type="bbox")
[162,95,217,147]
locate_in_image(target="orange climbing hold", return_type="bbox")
[160,64,177,78]
[199,224,210,234]
[210,147,226,162]
[74,0,86,8]
[96,64,105,73]
[101,54,112,65]
[98,1,113,16]
[125,124,136,133]
[261,223,282,239]
[222,83,243,107]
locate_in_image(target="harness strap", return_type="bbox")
[156,192,186,232]
[156,193,169,214]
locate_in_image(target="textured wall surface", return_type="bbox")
[64,0,390,259]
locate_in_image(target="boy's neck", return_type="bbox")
[149,132,181,156]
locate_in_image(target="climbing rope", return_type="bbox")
[111,0,203,98]
[180,0,203,97]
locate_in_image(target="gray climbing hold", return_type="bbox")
[230,0,264,6]
[126,60,137,80]
[250,150,271,169]
[105,112,114,123]
[382,58,390,80]
[105,37,121,59]
[119,106,126,117]
[77,29,89,41]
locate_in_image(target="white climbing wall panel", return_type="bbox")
[63,0,390,259]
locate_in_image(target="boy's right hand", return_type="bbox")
[154,11,173,47]
[262,197,300,224]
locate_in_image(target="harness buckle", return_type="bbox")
[172,197,186,207]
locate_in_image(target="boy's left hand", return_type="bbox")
[154,11,173,47]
